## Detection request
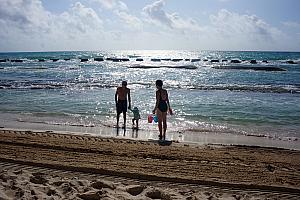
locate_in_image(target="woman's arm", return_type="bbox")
[166,90,173,115]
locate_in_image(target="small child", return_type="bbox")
[130,107,141,129]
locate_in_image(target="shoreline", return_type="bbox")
[1,117,299,150]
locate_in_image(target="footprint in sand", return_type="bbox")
[77,189,104,200]
[60,182,75,194]
[30,173,48,185]
[145,189,171,199]
[126,185,145,196]
[0,173,9,182]
[91,179,115,190]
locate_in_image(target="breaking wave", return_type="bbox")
[0,80,299,93]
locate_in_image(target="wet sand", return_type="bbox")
[0,129,299,199]
[1,116,299,150]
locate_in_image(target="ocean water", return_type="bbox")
[0,50,299,144]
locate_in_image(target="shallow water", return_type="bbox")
[0,50,299,145]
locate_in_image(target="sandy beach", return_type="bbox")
[0,128,299,199]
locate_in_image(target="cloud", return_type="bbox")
[281,21,300,47]
[96,0,142,29]
[282,21,300,29]
[143,0,172,28]
[141,4,286,50]
[142,0,202,33]
[210,9,278,40]
[0,0,105,51]
[96,0,127,11]
[206,9,284,50]
[0,0,51,34]
[0,0,298,51]
[57,2,103,36]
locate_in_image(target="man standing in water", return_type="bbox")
[115,81,131,128]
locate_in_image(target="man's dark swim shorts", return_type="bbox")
[117,100,127,113]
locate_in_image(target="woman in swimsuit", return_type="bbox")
[152,80,172,140]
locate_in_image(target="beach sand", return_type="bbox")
[0,128,299,199]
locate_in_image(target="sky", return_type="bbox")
[0,0,300,52]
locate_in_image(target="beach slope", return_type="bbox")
[0,129,299,199]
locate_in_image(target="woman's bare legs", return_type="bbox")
[157,110,163,139]
[157,110,167,140]
[162,112,167,140]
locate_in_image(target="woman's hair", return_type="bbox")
[156,80,163,87]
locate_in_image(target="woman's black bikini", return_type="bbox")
[158,89,168,112]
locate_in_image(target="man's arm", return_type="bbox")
[127,89,131,109]
[115,88,118,105]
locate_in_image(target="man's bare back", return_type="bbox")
[115,81,131,128]
[116,87,130,101]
